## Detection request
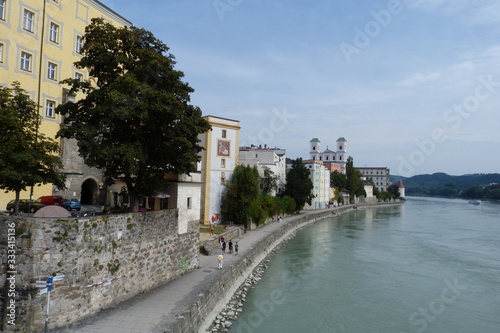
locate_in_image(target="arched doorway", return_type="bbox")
[81,178,98,205]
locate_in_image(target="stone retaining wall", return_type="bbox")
[0,210,199,332]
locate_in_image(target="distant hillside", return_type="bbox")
[390,173,500,197]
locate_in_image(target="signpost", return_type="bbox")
[35,274,64,333]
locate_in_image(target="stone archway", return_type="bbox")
[81,178,98,205]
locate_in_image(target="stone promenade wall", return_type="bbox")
[162,206,355,333]
[0,210,199,332]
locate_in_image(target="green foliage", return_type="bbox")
[277,195,296,215]
[56,18,210,211]
[392,173,500,198]
[330,170,347,189]
[284,158,313,210]
[221,165,260,227]
[260,167,278,195]
[0,82,66,213]
[387,184,400,198]
[345,157,365,203]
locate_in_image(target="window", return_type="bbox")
[221,159,226,168]
[47,62,57,80]
[45,100,55,117]
[75,72,83,81]
[0,0,5,20]
[76,35,83,54]
[222,129,227,138]
[20,51,32,71]
[49,22,59,43]
[23,9,34,32]
[0,43,3,63]
[187,197,192,209]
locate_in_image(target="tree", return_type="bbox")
[345,157,365,203]
[0,82,66,213]
[221,165,260,227]
[56,18,210,211]
[387,184,400,199]
[330,170,347,189]
[284,158,313,210]
[260,166,278,195]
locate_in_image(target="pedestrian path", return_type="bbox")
[53,209,326,333]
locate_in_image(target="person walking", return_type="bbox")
[221,240,226,253]
[234,241,239,255]
[218,253,224,269]
[228,240,233,254]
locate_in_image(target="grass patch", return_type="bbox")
[199,225,225,235]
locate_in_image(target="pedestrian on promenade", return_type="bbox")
[221,240,226,253]
[228,240,233,254]
[234,241,239,255]
[218,253,224,269]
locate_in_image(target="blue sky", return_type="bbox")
[103,0,500,177]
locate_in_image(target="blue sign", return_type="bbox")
[47,277,53,292]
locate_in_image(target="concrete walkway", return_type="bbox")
[51,208,338,333]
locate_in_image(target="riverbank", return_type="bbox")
[54,202,402,333]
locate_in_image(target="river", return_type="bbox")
[228,197,500,333]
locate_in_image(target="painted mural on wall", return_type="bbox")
[217,140,230,156]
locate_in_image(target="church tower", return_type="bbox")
[336,137,347,163]
[310,138,321,160]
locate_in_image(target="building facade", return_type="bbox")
[303,159,330,209]
[309,137,348,174]
[356,167,391,192]
[199,116,240,225]
[0,0,131,208]
[239,145,286,196]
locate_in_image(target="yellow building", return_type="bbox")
[199,115,241,225]
[0,0,131,209]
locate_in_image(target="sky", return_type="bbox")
[102,0,500,177]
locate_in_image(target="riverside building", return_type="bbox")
[0,0,131,208]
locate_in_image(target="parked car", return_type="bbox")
[6,199,45,213]
[63,198,81,211]
[38,195,64,206]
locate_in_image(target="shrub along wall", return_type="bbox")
[0,210,199,332]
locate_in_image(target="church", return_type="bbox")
[309,137,348,174]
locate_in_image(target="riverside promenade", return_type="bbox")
[51,204,396,333]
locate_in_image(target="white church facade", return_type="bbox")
[309,137,348,174]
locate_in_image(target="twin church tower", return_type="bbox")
[309,137,348,174]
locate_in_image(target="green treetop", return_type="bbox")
[0,82,66,213]
[56,18,211,212]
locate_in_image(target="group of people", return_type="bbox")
[217,236,239,269]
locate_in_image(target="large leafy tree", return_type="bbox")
[56,19,211,211]
[0,82,66,213]
[345,156,366,203]
[221,165,260,227]
[260,166,278,195]
[284,158,313,210]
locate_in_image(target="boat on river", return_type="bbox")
[468,199,482,205]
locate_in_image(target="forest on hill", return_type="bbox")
[389,173,500,199]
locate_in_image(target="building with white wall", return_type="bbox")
[303,160,330,209]
[357,167,391,192]
[309,137,348,174]
[199,116,240,225]
[239,145,286,195]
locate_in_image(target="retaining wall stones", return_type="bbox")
[0,210,199,332]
